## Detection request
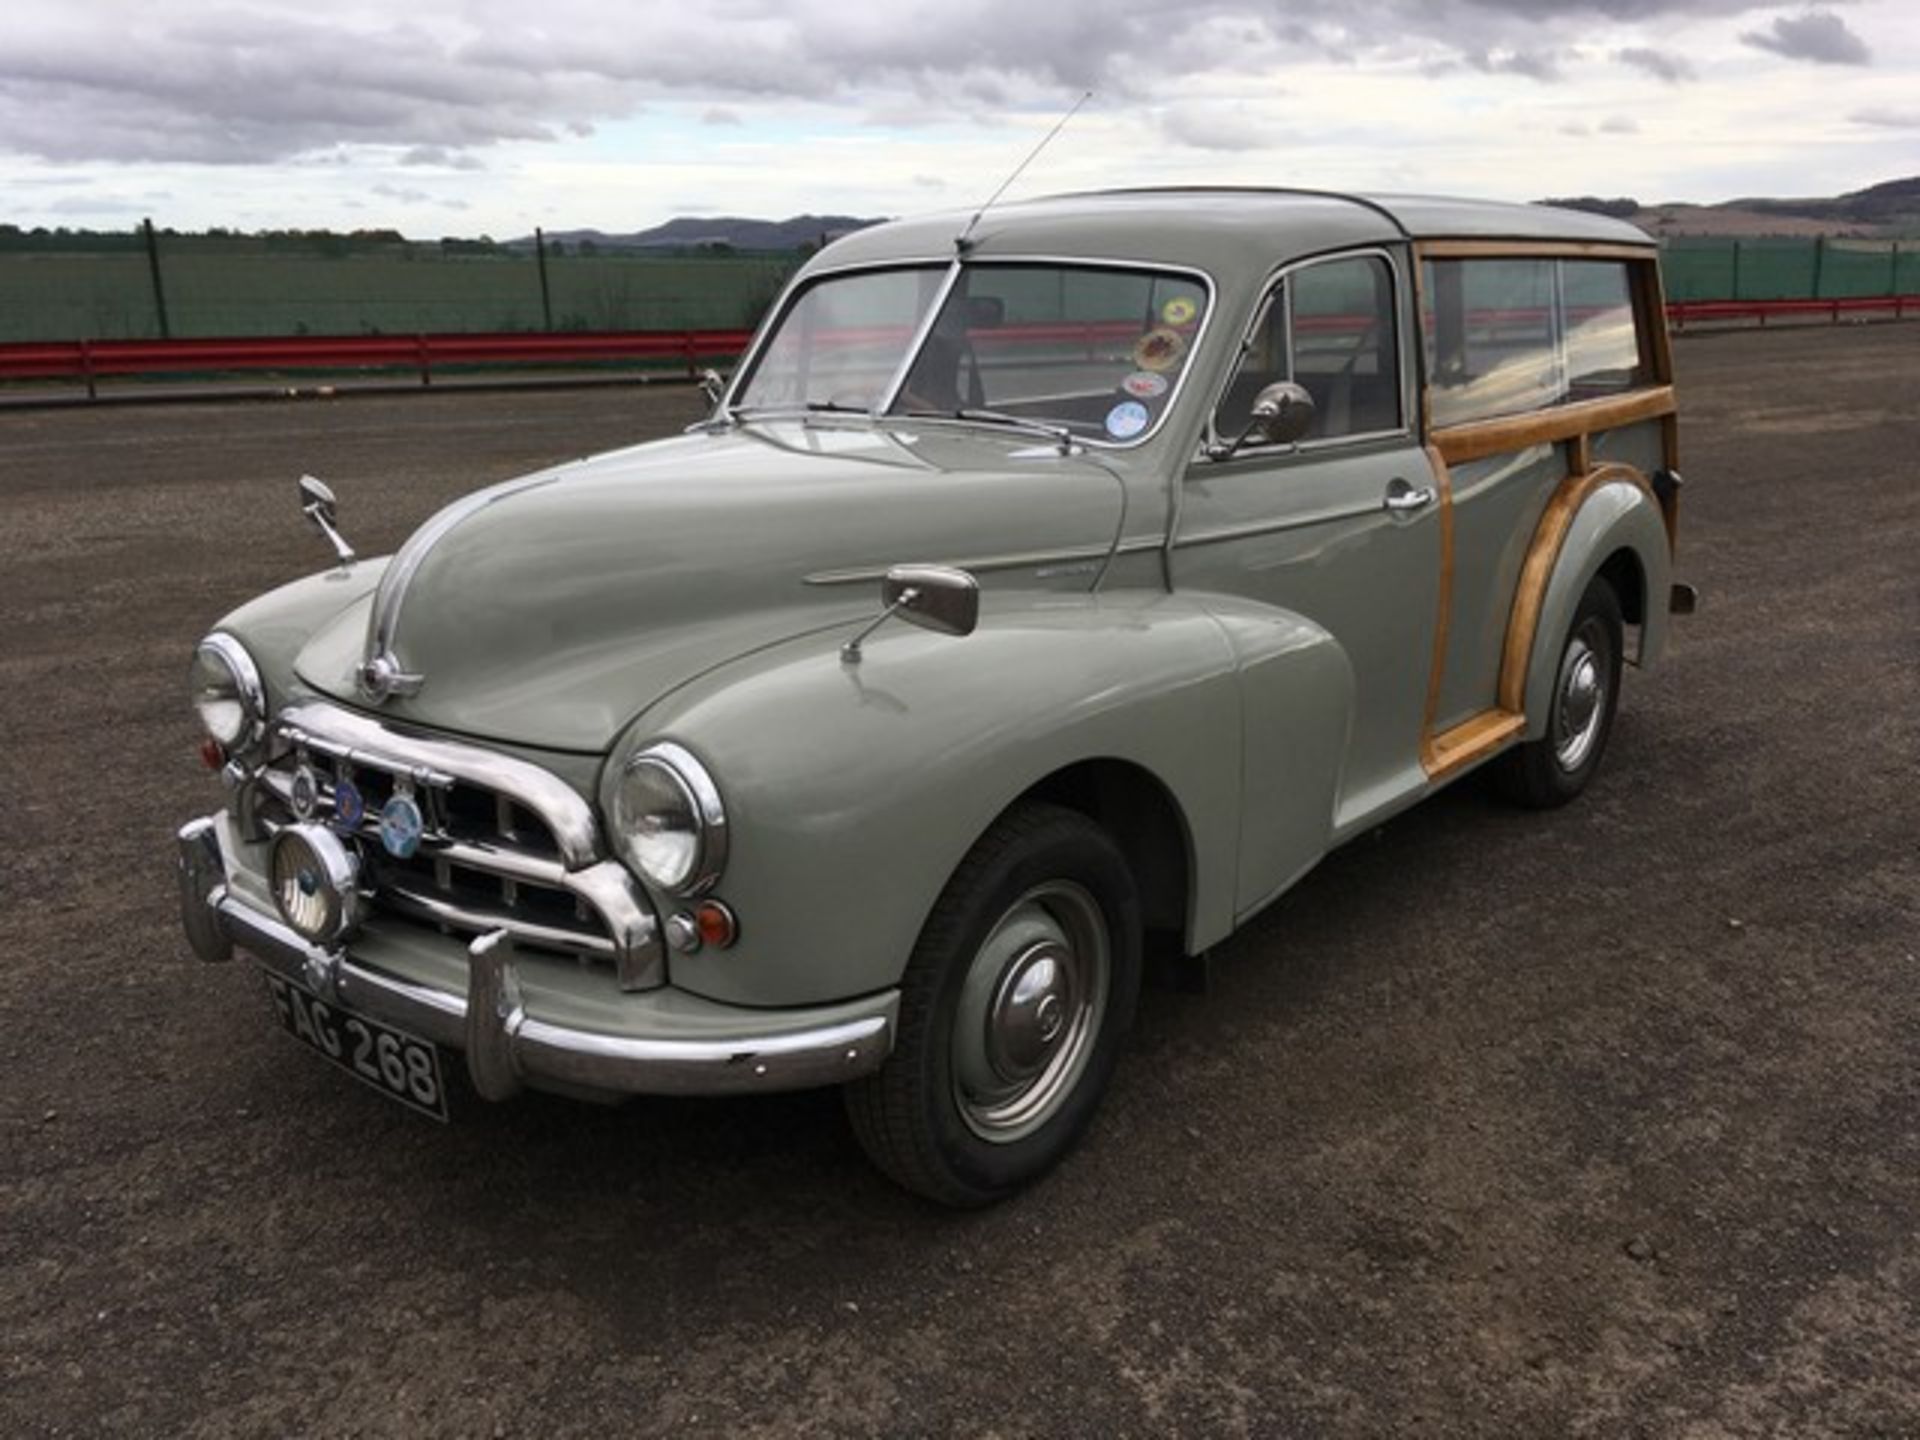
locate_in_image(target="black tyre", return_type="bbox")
[1493,574,1625,809]
[845,801,1143,1207]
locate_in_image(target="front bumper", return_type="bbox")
[178,814,897,1101]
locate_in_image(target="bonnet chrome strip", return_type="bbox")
[362,470,568,694]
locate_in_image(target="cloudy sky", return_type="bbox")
[3,0,1917,236]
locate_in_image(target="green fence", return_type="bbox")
[0,239,800,343]
[1,233,1914,344]
[1660,237,1919,303]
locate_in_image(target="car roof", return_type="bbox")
[808,187,1652,281]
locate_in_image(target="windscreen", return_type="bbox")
[886,264,1210,442]
[734,266,946,412]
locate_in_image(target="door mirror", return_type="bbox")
[1248,381,1316,446]
[1206,381,1316,461]
[883,564,979,638]
[297,473,355,569]
[299,473,338,522]
[698,368,726,409]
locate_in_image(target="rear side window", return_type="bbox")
[1422,257,1650,427]
[1562,260,1642,399]
[1214,253,1402,446]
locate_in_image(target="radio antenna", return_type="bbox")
[956,90,1093,252]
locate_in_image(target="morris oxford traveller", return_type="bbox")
[179,188,1691,1205]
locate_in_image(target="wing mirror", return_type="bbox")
[841,564,980,664]
[1207,381,1316,460]
[298,473,356,570]
[697,368,727,409]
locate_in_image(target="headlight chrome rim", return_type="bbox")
[267,823,364,946]
[612,743,728,896]
[190,633,266,752]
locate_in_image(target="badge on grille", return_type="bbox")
[379,792,424,859]
[289,764,321,820]
[333,778,366,833]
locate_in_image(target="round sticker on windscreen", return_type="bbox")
[1161,296,1198,327]
[1121,371,1169,400]
[1132,327,1186,373]
[1105,400,1151,439]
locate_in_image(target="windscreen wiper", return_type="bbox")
[895,407,1080,456]
[729,399,873,423]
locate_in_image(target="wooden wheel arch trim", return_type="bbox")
[1417,460,1655,779]
[1496,462,1657,715]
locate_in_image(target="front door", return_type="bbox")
[1172,248,1442,833]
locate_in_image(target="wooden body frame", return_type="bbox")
[1411,241,1677,779]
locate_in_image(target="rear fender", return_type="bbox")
[1520,475,1672,740]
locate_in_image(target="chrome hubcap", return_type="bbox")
[952,881,1109,1143]
[1553,621,1609,772]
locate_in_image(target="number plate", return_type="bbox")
[262,970,449,1121]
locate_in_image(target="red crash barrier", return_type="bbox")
[0,329,756,391]
[1667,295,1917,329]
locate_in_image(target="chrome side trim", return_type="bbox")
[277,699,602,868]
[1171,497,1389,548]
[803,537,1162,587]
[181,830,897,1100]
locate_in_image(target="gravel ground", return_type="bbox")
[2,323,1917,1437]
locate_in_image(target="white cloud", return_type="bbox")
[0,0,1911,234]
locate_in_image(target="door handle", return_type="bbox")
[1383,480,1435,514]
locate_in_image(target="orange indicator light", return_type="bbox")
[694,900,738,949]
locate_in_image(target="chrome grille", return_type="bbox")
[246,698,662,990]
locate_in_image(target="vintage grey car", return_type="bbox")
[178,188,1690,1205]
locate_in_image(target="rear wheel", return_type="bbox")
[1494,575,1624,809]
[845,802,1142,1207]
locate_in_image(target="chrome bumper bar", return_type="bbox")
[178,816,896,1100]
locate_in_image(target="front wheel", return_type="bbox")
[1493,574,1625,808]
[845,802,1143,1207]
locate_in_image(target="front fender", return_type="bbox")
[1521,476,1672,740]
[621,590,1349,1007]
[214,560,389,710]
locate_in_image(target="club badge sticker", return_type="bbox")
[1121,371,1169,400]
[1105,400,1151,440]
[1132,328,1186,374]
[1161,296,1199,327]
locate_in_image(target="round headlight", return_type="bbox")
[268,823,364,945]
[189,634,265,751]
[611,744,727,895]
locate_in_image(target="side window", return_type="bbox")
[1422,257,1649,426]
[1562,260,1644,399]
[1213,254,1401,446]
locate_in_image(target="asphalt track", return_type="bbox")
[3,322,1916,1437]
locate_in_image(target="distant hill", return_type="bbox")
[1540,177,1920,238]
[521,214,887,253]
